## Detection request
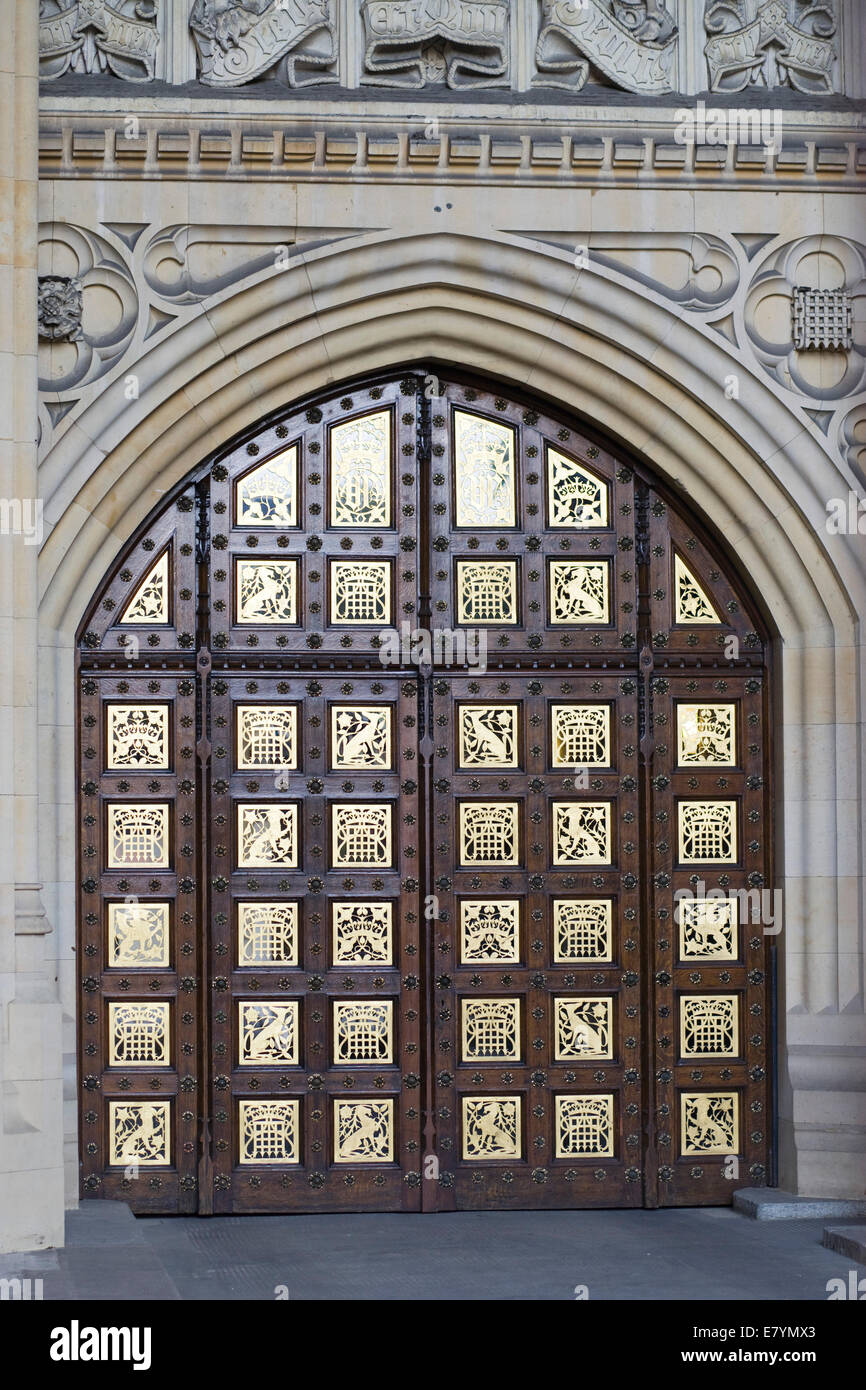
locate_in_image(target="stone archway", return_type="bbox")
[37,232,865,1200]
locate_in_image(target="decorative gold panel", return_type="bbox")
[456,560,517,625]
[330,706,392,770]
[458,802,520,867]
[330,411,391,527]
[107,705,169,770]
[547,448,608,528]
[237,804,298,868]
[238,902,299,965]
[453,410,517,528]
[549,559,610,624]
[236,705,298,770]
[120,551,169,625]
[109,1101,170,1166]
[333,1000,394,1064]
[332,902,393,965]
[678,800,737,863]
[554,997,613,1060]
[239,1001,299,1065]
[235,559,299,625]
[457,704,519,769]
[461,998,520,1062]
[674,555,720,624]
[552,802,611,866]
[239,1099,299,1165]
[108,1002,169,1067]
[236,446,298,527]
[551,705,610,768]
[677,704,736,766]
[680,1092,739,1156]
[107,803,170,869]
[553,899,613,963]
[333,1099,394,1163]
[555,1094,614,1157]
[108,902,170,968]
[329,560,391,625]
[680,995,738,1058]
[460,900,520,964]
[462,1096,521,1160]
[679,896,738,961]
[331,803,392,868]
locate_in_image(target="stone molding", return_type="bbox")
[36,109,866,187]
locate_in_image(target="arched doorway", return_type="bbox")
[75,369,774,1214]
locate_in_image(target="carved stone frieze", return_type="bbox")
[39,0,159,82]
[190,0,337,86]
[533,0,678,94]
[360,0,509,89]
[704,0,837,94]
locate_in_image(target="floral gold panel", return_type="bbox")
[119,550,170,625]
[546,448,609,528]
[332,902,394,965]
[106,705,170,770]
[459,900,521,964]
[676,703,736,766]
[235,445,299,528]
[78,372,772,1215]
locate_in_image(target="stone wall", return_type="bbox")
[1,0,864,1250]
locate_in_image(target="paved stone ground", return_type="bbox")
[1,1201,864,1300]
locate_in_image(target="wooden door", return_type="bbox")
[76,370,773,1213]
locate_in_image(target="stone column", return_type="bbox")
[0,0,64,1253]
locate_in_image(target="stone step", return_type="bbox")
[734,1188,866,1221]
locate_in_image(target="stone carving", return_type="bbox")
[38,276,84,343]
[745,236,866,399]
[38,224,139,394]
[792,287,853,351]
[534,0,678,94]
[190,0,336,86]
[361,0,509,88]
[39,0,159,82]
[704,0,837,94]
